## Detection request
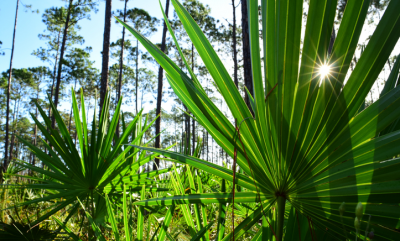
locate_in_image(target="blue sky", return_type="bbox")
[1,0,398,113]
[0,0,234,73]
[0,0,236,124]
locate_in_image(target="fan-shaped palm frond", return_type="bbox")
[117,0,400,240]
[6,89,171,226]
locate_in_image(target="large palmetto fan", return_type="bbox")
[117,0,400,240]
[5,89,171,226]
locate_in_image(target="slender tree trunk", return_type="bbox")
[3,0,19,174]
[15,138,20,161]
[328,28,335,55]
[191,44,195,155]
[99,0,113,115]
[10,97,21,162]
[211,137,214,163]
[116,0,128,139]
[192,118,195,154]
[154,0,170,170]
[136,39,139,114]
[52,0,73,129]
[46,30,62,156]
[32,86,39,173]
[140,85,146,109]
[184,105,190,155]
[232,0,238,88]
[241,0,253,114]
[202,130,205,159]
[48,30,62,121]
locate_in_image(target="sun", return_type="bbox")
[318,63,331,79]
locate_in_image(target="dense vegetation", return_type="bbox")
[1,0,399,240]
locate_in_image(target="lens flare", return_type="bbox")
[318,64,331,79]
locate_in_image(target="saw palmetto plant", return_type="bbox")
[4,89,172,227]
[117,0,400,240]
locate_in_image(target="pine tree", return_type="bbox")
[3,0,20,173]
[241,0,253,114]
[28,66,51,170]
[52,0,97,129]
[99,0,113,113]
[125,8,159,114]
[154,0,170,170]
[115,0,129,139]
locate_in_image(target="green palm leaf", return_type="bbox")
[118,0,400,240]
[8,89,171,228]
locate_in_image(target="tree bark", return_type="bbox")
[116,0,128,139]
[241,0,253,114]
[191,43,195,155]
[328,27,335,55]
[52,0,73,129]
[232,0,238,88]
[3,0,19,174]
[9,97,21,162]
[46,30,61,155]
[32,89,39,173]
[154,0,170,170]
[184,105,190,155]
[48,30,62,125]
[99,0,113,115]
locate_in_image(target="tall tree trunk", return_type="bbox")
[202,129,205,159]
[46,30,62,156]
[232,0,238,88]
[31,85,40,174]
[32,111,38,168]
[48,30,62,122]
[99,0,113,115]
[184,105,190,155]
[154,0,170,170]
[191,43,195,155]
[10,98,21,162]
[52,0,73,129]
[8,100,17,163]
[328,28,335,55]
[135,39,139,114]
[241,0,253,114]
[3,0,19,174]
[140,84,146,109]
[116,0,128,139]
[15,137,20,161]
[211,137,214,163]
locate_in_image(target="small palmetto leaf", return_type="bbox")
[53,217,83,241]
[190,221,214,241]
[9,89,170,229]
[105,194,120,240]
